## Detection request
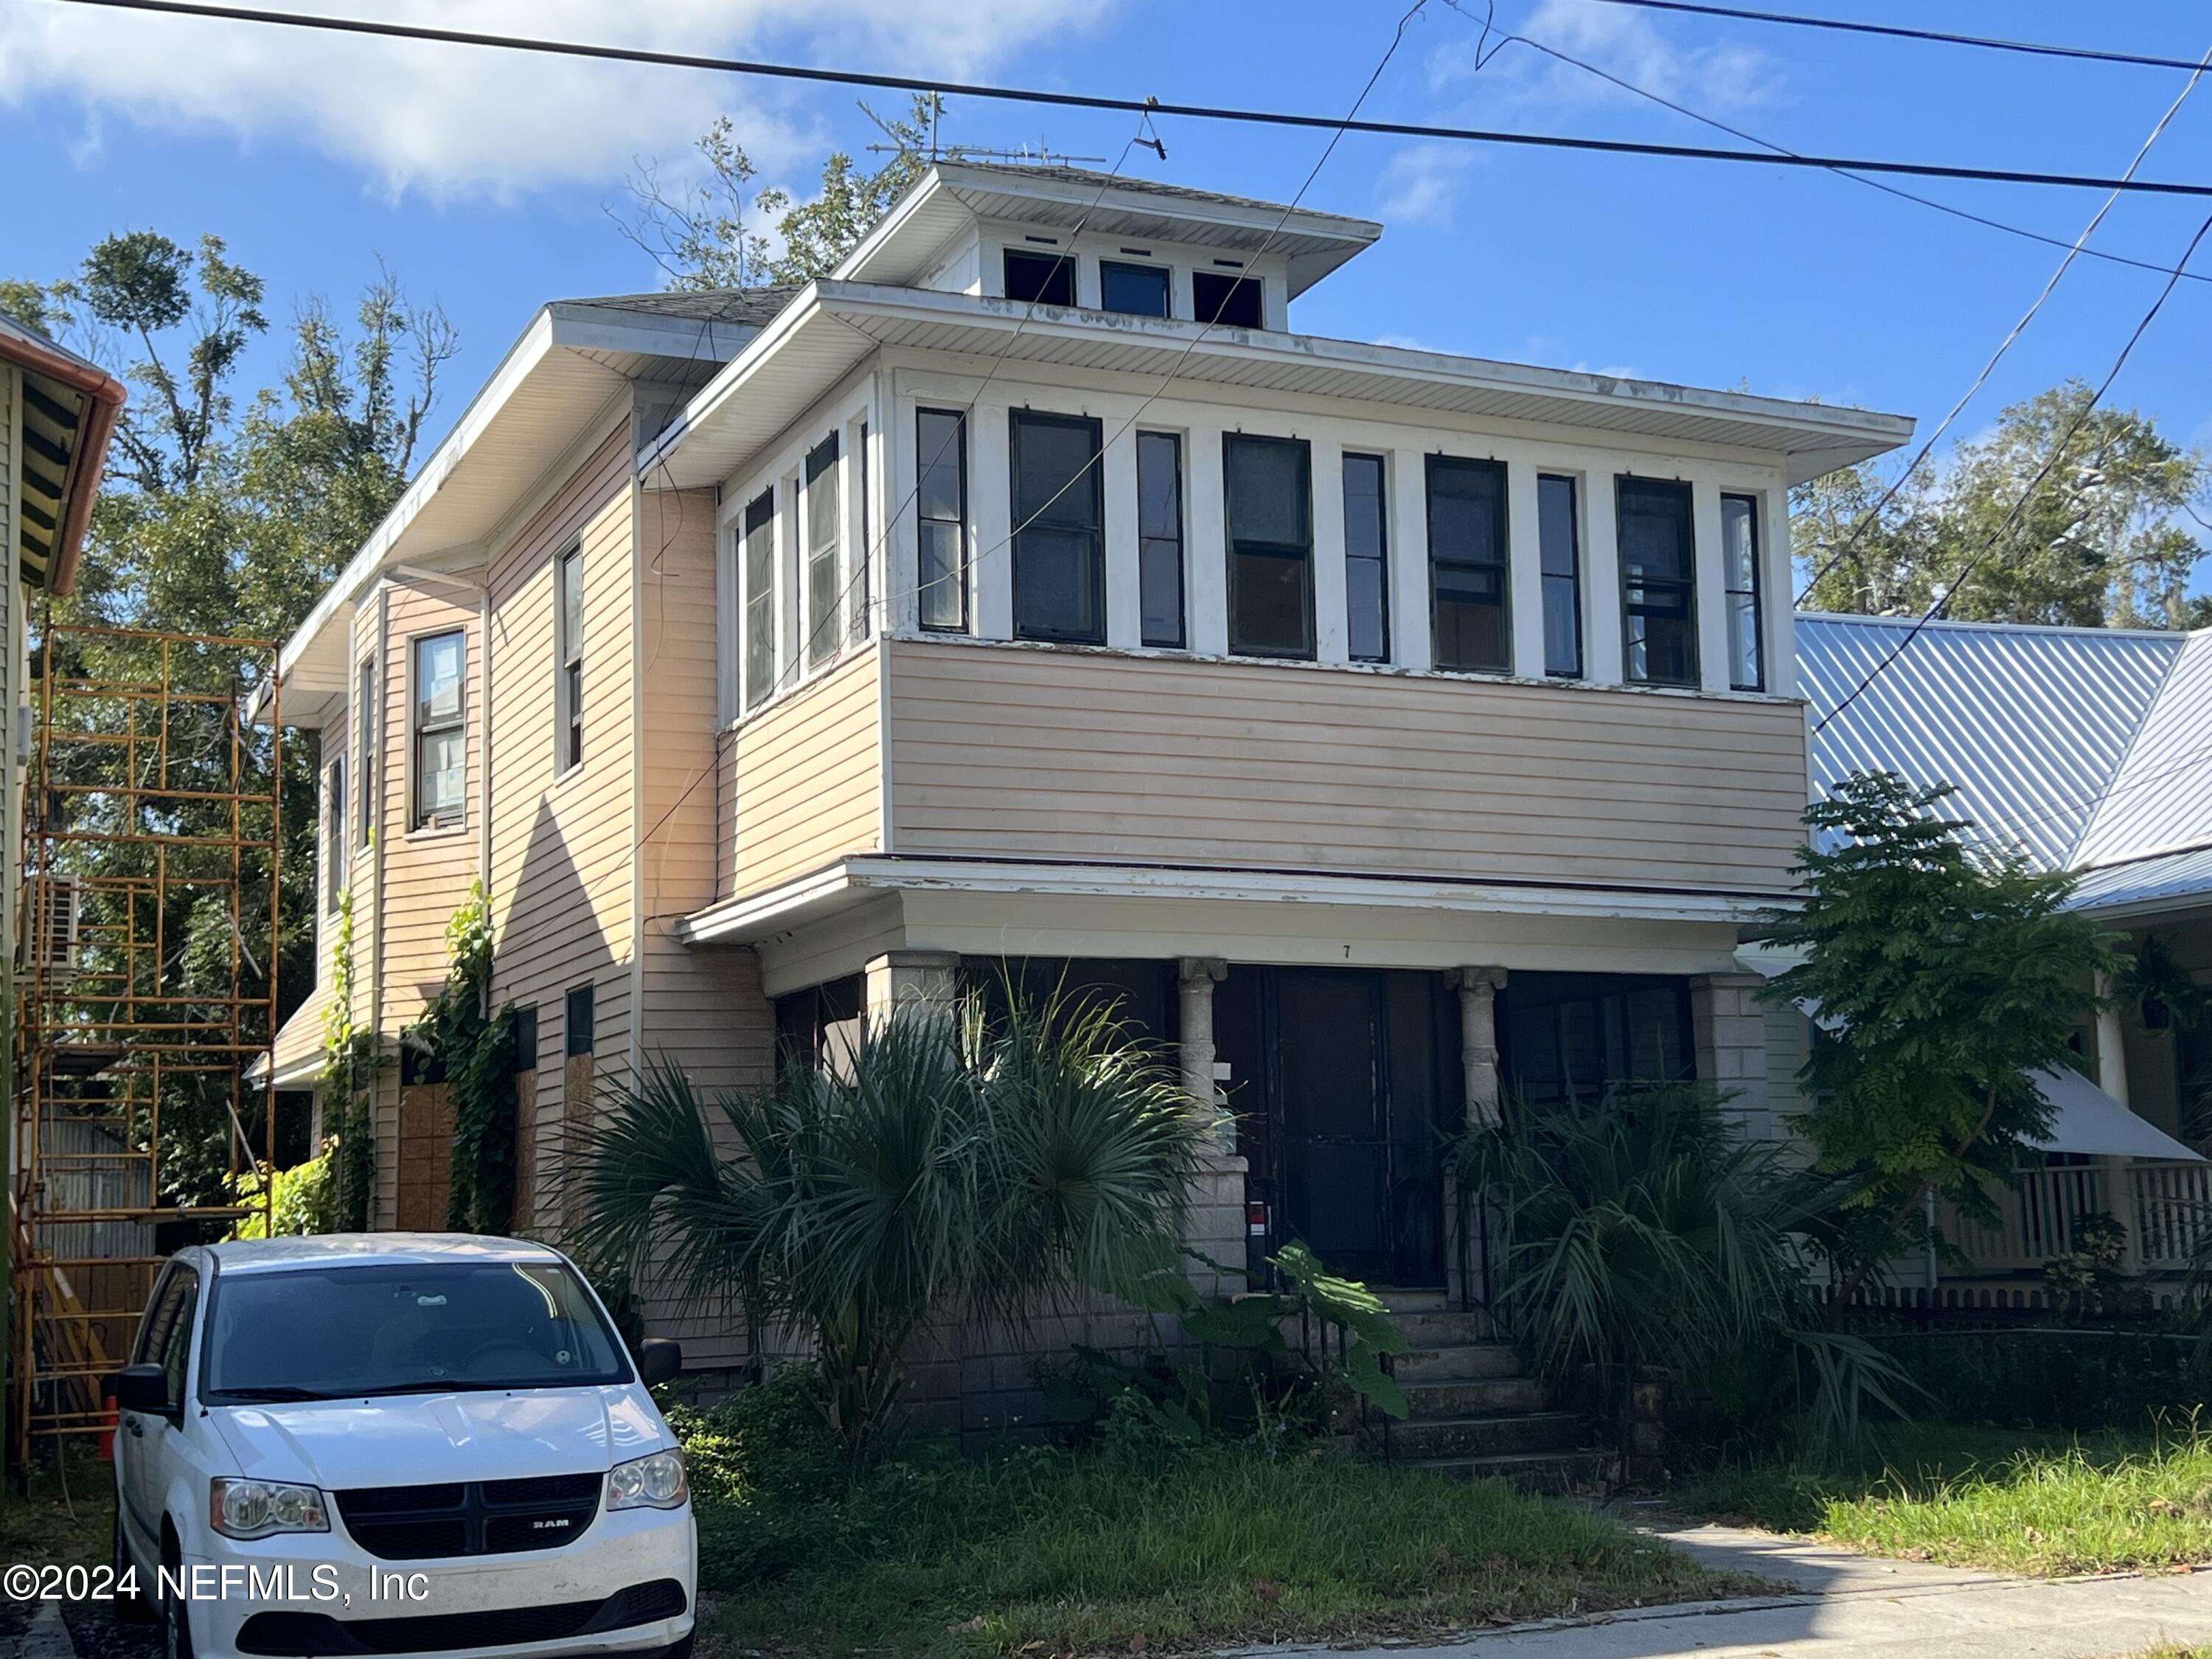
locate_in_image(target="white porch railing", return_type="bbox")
[1940,1159,2212,1277]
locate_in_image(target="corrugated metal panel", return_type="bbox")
[1796,613,2182,867]
[2075,630,2212,867]
[2069,845,2212,913]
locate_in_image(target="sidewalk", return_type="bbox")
[1246,1526,2212,1659]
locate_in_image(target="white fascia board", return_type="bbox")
[637,283,840,482]
[278,309,557,681]
[678,855,1786,945]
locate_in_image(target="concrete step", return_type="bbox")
[1393,1341,1525,1382]
[1400,1447,1613,1495]
[1374,1410,1585,1462]
[1401,1374,1548,1419]
[1375,1288,1450,1314]
[1388,1308,1503,1349]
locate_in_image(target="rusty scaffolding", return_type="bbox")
[11,621,282,1464]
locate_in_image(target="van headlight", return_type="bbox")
[606,1450,687,1512]
[211,1478,330,1540]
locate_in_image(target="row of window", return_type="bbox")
[906,411,1770,692]
[740,428,872,713]
[1001,246,1266,329]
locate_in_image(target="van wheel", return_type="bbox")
[159,1537,194,1659]
[111,1510,154,1624]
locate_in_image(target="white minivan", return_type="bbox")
[110,1234,695,1659]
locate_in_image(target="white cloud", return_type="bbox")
[0,0,1107,198]
[1430,0,1781,121]
[1375,142,1475,229]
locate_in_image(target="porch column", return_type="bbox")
[1175,957,1244,1298]
[863,950,961,1022]
[1448,967,1507,1127]
[1690,972,1770,1138]
[1177,957,1228,1113]
[2095,973,2132,1107]
[2093,975,2143,1273]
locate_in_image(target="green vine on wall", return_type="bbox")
[321,879,380,1232]
[406,879,520,1234]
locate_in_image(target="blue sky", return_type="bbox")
[5,0,2210,524]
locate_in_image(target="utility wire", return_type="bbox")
[1792,38,2212,609]
[41,0,2212,200]
[1811,209,2212,736]
[1567,0,2212,78]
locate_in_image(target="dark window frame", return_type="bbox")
[741,488,776,712]
[1616,476,1700,689]
[1137,431,1186,650]
[355,655,375,847]
[1722,491,1765,692]
[1003,248,1075,308]
[1223,433,1316,661]
[565,983,596,1058]
[556,539,584,773]
[1537,473,1584,679]
[325,757,347,913]
[1099,260,1172,319]
[852,422,871,645]
[1193,270,1264,329]
[410,628,467,831]
[1341,451,1391,664]
[804,433,841,669]
[916,408,970,633]
[1425,454,1512,675]
[1009,408,1107,646]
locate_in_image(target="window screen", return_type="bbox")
[742,489,775,710]
[1538,475,1582,678]
[1010,410,1105,644]
[1618,477,1698,686]
[1427,456,1510,674]
[916,409,967,631]
[1193,271,1263,329]
[1101,261,1170,318]
[1342,452,1390,664]
[1224,434,1314,659]
[1004,248,1075,307]
[1137,431,1185,649]
[804,434,841,668]
[1722,493,1764,691]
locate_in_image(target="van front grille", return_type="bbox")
[334,1472,601,1560]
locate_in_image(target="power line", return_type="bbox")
[1792,38,2212,609]
[1569,0,2212,78]
[44,0,2212,201]
[1811,209,2212,736]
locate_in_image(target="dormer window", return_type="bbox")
[1004,249,1075,307]
[1101,261,1170,319]
[1193,271,1263,329]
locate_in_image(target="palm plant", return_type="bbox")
[1453,1083,1914,1461]
[571,992,1218,1461]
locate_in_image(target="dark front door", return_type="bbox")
[1219,966,1461,1287]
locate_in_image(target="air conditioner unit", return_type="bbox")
[28,877,78,974]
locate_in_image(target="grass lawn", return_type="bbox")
[692,1439,1751,1659]
[1677,1422,2212,1578]
[0,1439,114,1569]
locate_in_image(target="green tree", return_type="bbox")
[617,96,946,289]
[1797,383,2208,629]
[11,232,454,1206]
[1756,772,2117,1283]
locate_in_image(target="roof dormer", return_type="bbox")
[831,161,1382,330]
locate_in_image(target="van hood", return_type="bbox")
[209,1387,669,1491]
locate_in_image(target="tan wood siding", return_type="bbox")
[886,639,1808,893]
[482,425,638,1231]
[723,647,883,899]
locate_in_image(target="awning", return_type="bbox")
[2027,1065,2204,1162]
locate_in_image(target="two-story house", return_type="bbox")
[263,162,1913,1373]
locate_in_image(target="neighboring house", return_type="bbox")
[261,162,1914,1378]
[1788,611,2212,1284]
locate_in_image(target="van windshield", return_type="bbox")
[202,1262,632,1402]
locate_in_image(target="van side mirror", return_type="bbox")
[636,1339,682,1387]
[112,1363,170,1416]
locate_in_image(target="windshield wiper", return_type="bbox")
[352,1378,571,1398]
[211,1385,333,1402]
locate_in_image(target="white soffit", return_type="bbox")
[646,282,1915,493]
